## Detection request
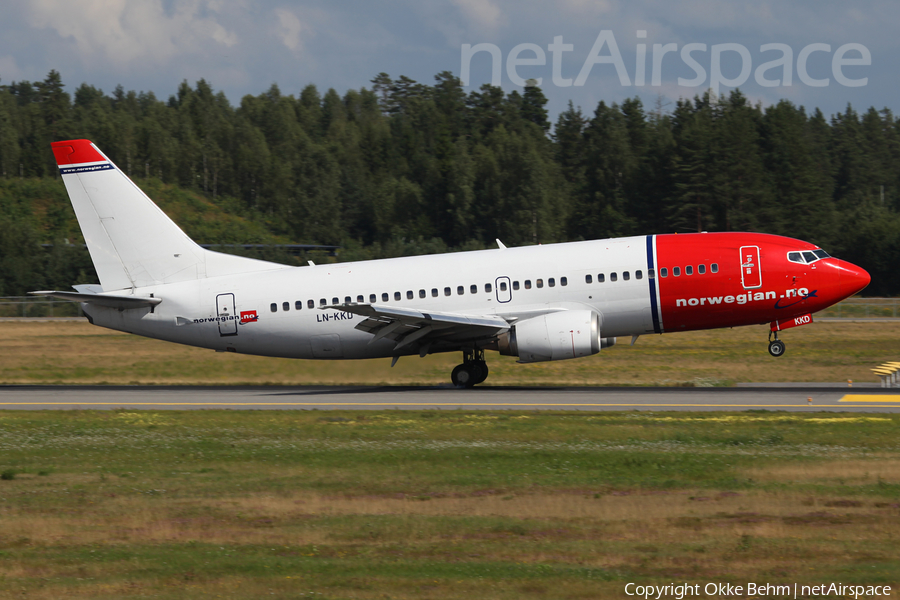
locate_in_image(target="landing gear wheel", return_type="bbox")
[451,350,489,388]
[451,364,476,388]
[768,339,786,357]
[473,361,488,385]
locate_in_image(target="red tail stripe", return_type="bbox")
[51,139,105,166]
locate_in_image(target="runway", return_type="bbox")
[1,385,899,411]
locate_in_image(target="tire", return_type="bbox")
[473,361,489,384]
[451,364,475,388]
[768,339,786,357]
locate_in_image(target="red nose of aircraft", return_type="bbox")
[835,259,871,299]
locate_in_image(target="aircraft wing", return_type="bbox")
[29,290,161,310]
[325,303,509,354]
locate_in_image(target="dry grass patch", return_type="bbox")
[745,459,900,485]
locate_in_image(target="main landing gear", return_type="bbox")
[768,331,786,357]
[451,349,489,388]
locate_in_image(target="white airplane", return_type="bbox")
[34,139,871,387]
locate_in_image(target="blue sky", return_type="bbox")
[0,1,895,124]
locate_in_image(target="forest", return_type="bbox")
[0,70,898,295]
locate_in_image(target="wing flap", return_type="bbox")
[325,303,509,351]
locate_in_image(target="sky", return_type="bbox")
[0,1,896,124]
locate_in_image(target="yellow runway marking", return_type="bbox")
[0,402,871,408]
[840,395,900,402]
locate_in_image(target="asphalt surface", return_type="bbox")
[1,384,899,411]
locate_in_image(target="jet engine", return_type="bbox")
[497,310,614,363]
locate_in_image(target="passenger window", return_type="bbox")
[320,298,327,306]
[369,294,376,303]
[357,295,364,303]
[673,267,681,277]
[585,274,593,284]
[470,284,478,294]
[308,299,315,309]
[500,281,507,291]
[283,302,290,311]
[536,279,544,288]
[394,292,401,301]
[686,266,693,275]
[344,296,351,304]
[548,278,555,287]
[419,289,426,298]
[636,270,643,280]
[610,272,618,282]
[698,264,706,274]
[711,263,718,273]
[332,297,339,305]
[444,287,451,296]
[623,272,630,281]
[484,283,492,293]
[648,269,655,279]
[295,301,303,310]
[512,281,520,290]
[457,286,464,295]
[270,303,277,312]
[561,277,567,286]
[524,280,531,289]
[660,268,668,278]
[598,274,605,283]
[407,290,414,300]
[382,293,389,302]
[432,288,438,297]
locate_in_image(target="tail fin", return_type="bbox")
[52,140,286,291]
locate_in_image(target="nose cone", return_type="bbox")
[836,260,871,298]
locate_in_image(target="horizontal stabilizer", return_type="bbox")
[29,290,161,310]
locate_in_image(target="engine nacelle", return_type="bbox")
[498,310,611,363]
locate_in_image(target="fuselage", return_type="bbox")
[82,232,870,361]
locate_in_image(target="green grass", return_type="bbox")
[1,410,899,598]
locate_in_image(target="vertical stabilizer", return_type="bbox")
[52,140,285,291]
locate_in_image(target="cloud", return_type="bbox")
[559,0,614,17]
[274,7,312,54]
[24,0,239,70]
[450,0,502,32]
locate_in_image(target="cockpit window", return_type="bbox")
[788,249,831,265]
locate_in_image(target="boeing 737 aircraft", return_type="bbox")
[34,139,871,387]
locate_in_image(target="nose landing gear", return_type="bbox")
[768,331,786,357]
[451,349,489,388]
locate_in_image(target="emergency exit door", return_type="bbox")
[739,246,762,289]
[216,293,238,336]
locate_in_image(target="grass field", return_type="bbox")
[0,410,899,598]
[1,321,898,598]
[0,320,898,386]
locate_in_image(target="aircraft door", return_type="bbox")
[216,293,238,336]
[739,246,762,289]
[495,276,512,303]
